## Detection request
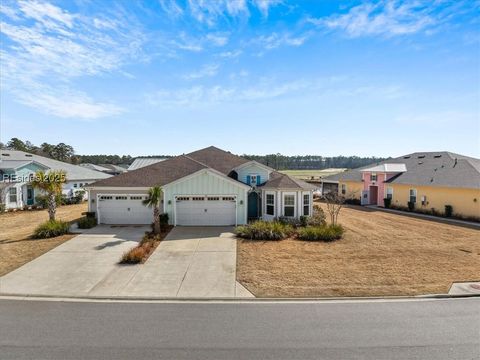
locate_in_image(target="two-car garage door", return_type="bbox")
[97,195,152,225]
[176,196,236,226]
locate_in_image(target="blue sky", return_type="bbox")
[1,0,479,157]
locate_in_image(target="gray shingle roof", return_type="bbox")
[0,150,111,181]
[324,151,480,189]
[127,158,166,171]
[260,171,317,190]
[91,155,207,187]
[186,146,249,174]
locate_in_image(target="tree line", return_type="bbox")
[1,138,388,170]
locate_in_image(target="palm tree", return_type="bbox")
[31,170,67,221]
[143,186,163,234]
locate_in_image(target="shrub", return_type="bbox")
[307,206,326,226]
[344,198,361,205]
[445,205,453,218]
[297,224,345,242]
[85,211,96,218]
[278,216,302,227]
[299,215,308,227]
[77,216,97,229]
[383,198,392,208]
[120,247,146,264]
[0,203,5,213]
[33,220,70,239]
[407,201,415,211]
[235,221,294,240]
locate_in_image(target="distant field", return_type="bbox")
[280,168,346,181]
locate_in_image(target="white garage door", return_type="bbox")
[176,196,236,226]
[97,195,152,224]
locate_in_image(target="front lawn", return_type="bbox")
[0,203,87,276]
[237,203,480,297]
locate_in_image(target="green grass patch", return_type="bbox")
[33,220,70,239]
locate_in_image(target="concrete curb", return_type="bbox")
[0,292,478,303]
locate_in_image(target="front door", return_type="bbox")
[369,186,378,205]
[26,187,34,206]
[248,192,259,219]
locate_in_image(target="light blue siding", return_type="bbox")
[163,170,248,225]
[236,163,270,185]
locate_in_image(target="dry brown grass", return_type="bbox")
[0,203,87,276]
[237,203,480,297]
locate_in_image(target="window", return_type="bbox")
[79,183,84,187]
[409,189,417,203]
[386,187,393,200]
[192,197,204,201]
[222,197,235,201]
[115,196,128,200]
[73,183,78,188]
[341,184,346,195]
[266,194,275,216]
[177,197,190,201]
[130,196,144,200]
[303,194,310,216]
[370,173,377,182]
[250,175,257,185]
[284,194,295,217]
[207,197,220,201]
[99,196,113,200]
[9,187,17,203]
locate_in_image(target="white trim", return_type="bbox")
[232,160,274,172]
[282,192,296,218]
[86,186,150,191]
[163,169,251,191]
[265,191,276,217]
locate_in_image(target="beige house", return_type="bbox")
[323,152,480,219]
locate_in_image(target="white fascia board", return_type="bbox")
[232,160,275,172]
[163,168,251,191]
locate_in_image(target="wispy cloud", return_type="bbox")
[182,64,220,80]
[146,77,404,107]
[0,0,145,119]
[158,0,184,19]
[251,31,311,53]
[253,0,283,17]
[309,1,437,38]
[217,49,242,58]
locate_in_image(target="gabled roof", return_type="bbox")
[0,150,111,181]
[324,151,480,189]
[127,158,166,171]
[260,171,316,190]
[232,160,274,172]
[0,160,48,170]
[79,163,111,172]
[90,155,207,187]
[361,163,407,173]
[186,146,249,174]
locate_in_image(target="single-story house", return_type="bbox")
[127,157,166,171]
[323,151,480,218]
[0,150,111,209]
[86,146,315,226]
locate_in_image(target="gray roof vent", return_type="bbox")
[418,161,423,165]
[1,153,10,156]
[418,155,425,159]
[403,156,411,159]
[434,155,442,158]
[25,154,33,157]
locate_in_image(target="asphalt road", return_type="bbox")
[0,298,478,360]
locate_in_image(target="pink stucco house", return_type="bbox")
[360,164,407,206]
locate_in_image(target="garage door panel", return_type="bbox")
[98,194,152,225]
[176,197,236,226]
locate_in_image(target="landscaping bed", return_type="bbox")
[120,226,173,264]
[237,203,480,297]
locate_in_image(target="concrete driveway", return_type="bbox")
[0,226,253,298]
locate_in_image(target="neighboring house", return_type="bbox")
[80,163,127,175]
[86,146,315,226]
[323,152,480,218]
[127,157,166,171]
[0,150,111,209]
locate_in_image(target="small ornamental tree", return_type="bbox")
[143,186,163,234]
[324,192,346,225]
[31,170,67,221]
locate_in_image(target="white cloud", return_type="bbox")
[147,77,405,108]
[158,0,184,19]
[253,0,283,17]
[206,33,229,46]
[182,64,220,80]
[1,0,146,119]
[309,1,437,38]
[218,49,242,58]
[252,31,310,51]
